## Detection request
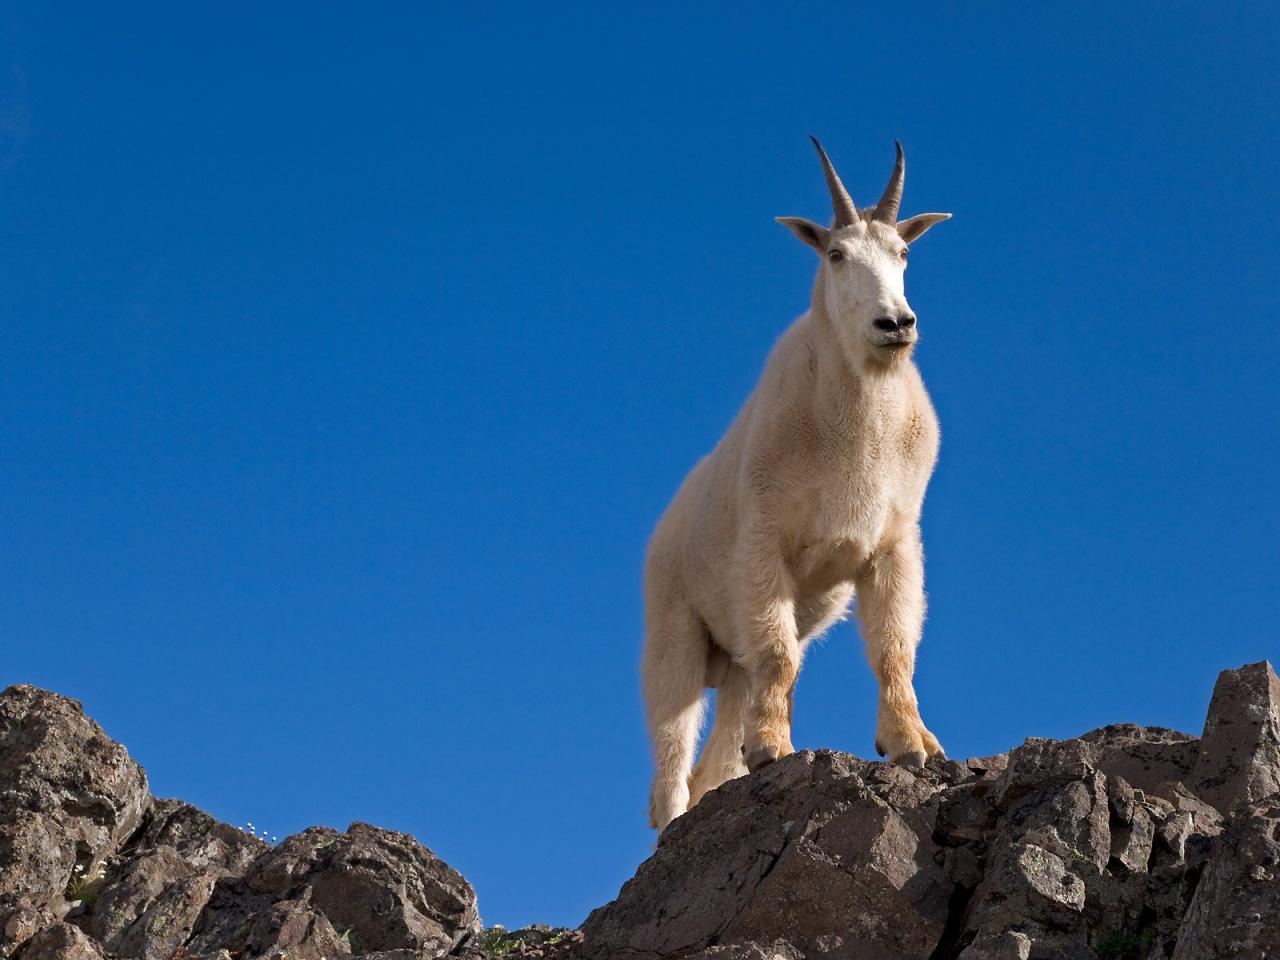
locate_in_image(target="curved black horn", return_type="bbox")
[809,135,858,228]
[872,140,905,224]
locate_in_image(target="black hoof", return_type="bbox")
[746,747,780,772]
[874,740,886,757]
[894,750,926,770]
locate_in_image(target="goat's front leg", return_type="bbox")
[854,534,944,767]
[736,531,799,772]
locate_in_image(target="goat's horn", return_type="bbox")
[809,135,858,228]
[872,140,905,224]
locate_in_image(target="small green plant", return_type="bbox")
[1064,843,1092,865]
[65,862,105,905]
[1097,928,1156,960]
[481,926,524,957]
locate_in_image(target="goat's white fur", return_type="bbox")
[643,141,952,831]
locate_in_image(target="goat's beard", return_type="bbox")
[862,340,916,372]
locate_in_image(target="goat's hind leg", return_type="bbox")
[643,598,708,831]
[688,656,749,808]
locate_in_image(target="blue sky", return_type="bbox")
[2,2,1277,929]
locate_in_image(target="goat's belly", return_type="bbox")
[794,537,869,594]
[792,492,900,587]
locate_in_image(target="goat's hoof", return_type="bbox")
[746,746,780,772]
[893,750,927,770]
[874,739,886,757]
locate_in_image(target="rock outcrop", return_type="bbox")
[584,660,1280,960]
[0,685,149,952]
[1,661,1278,960]
[0,686,481,960]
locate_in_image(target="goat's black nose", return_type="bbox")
[873,314,916,332]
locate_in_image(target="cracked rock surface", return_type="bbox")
[3,661,1279,960]
[582,661,1280,959]
[0,685,481,960]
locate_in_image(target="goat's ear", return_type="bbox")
[897,212,951,244]
[775,217,830,254]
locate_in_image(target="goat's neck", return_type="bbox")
[806,279,914,418]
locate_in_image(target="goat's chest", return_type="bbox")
[788,390,938,579]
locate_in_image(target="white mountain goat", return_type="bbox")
[643,138,952,831]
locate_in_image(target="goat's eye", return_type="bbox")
[899,248,909,262]
[827,249,843,263]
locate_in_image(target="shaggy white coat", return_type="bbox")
[643,145,951,830]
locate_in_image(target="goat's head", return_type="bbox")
[778,137,950,369]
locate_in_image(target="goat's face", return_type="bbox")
[778,139,950,370]
[822,219,915,364]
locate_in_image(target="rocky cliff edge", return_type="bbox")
[2,661,1278,960]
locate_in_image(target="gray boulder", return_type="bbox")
[582,751,956,960]
[1192,660,1280,812]
[0,683,480,960]
[125,798,266,877]
[1171,793,1280,960]
[6,659,1280,960]
[14,922,105,960]
[78,799,267,959]
[584,663,1280,960]
[186,822,480,959]
[0,686,149,953]
[683,942,803,960]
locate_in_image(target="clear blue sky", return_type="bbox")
[2,2,1277,929]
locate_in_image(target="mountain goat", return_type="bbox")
[643,138,952,831]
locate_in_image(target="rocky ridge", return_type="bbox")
[1,661,1277,960]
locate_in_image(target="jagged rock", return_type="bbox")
[969,842,1086,931]
[1107,801,1154,874]
[83,847,197,950]
[1077,724,1199,794]
[1010,771,1111,870]
[0,684,478,960]
[1105,774,1138,825]
[197,895,350,960]
[1192,660,1280,813]
[13,922,105,960]
[5,661,1280,960]
[1101,774,1158,878]
[3,904,58,952]
[78,799,266,959]
[937,778,1000,846]
[113,871,218,960]
[1154,809,1195,863]
[684,942,802,960]
[953,725,1238,958]
[125,799,265,877]
[965,755,1009,779]
[186,822,479,959]
[582,751,959,960]
[1170,793,1280,960]
[996,727,1197,807]
[955,930,1032,960]
[1151,779,1222,829]
[582,699,1270,960]
[0,686,149,953]
[473,926,584,960]
[992,737,1096,806]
